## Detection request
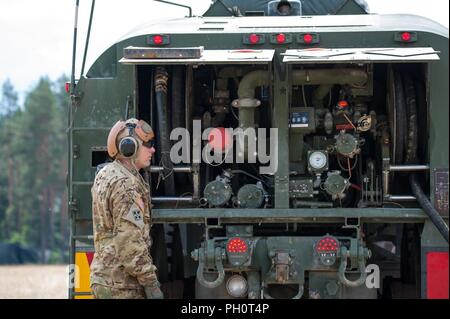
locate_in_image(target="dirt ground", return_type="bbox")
[0,265,68,299]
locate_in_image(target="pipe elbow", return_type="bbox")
[237,70,269,99]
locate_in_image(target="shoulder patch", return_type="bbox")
[122,203,145,229]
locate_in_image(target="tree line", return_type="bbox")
[0,76,69,263]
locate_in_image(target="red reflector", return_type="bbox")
[65,82,70,94]
[276,33,286,44]
[315,236,339,252]
[401,32,411,42]
[249,33,260,44]
[427,252,449,299]
[303,34,313,44]
[207,127,232,152]
[153,35,164,45]
[227,238,248,253]
[337,100,349,109]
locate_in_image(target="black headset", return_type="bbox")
[118,123,139,158]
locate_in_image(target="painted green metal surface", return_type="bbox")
[151,208,430,223]
[273,51,290,208]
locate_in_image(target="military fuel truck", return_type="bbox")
[68,0,449,299]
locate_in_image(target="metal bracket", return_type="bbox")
[344,217,360,228]
[274,252,291,283]
[69,198,79,216]
[70,93,82,108]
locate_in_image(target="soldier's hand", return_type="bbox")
[144,282,164,299]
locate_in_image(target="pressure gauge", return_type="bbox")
[308,151,328,173]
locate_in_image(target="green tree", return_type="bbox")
[0,76,69,263]
[0,78,19,116]
[0,79,20,241]
[12,77,60,262]
[52,74,70,262]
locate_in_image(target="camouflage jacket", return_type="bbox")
[90,160,157,289]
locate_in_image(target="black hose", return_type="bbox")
[403,74,418,164]
[410,174,449,243]
[393,68,406,164]
[171,66,189,187]
[400,72,449,243]
[171,66,185,130]
[155,67,175,195]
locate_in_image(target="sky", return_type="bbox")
[0,0,448,103]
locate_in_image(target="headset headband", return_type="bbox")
[107,119,154,158]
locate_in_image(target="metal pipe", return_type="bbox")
[292,68,368,86]
[312,84,332,108]
[383,170,390,198]
[80,0,95,78]
[192,165,200,199]
[385,195,416,201]
[237,70,270,99]
[72,235,94,240]
[68,0,80,300]
[389,165,430,172]
[152,197,194,203]
[154,0,192,17]
[150,166,192,173]
[185,65,193,133]
[237,68,368,101]
[70,0,79,95]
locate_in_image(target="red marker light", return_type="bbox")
[276,33,286,44]
[401,32,411,42]
[153,35,164,45]
[315,236,339,252]
[337,100,349,109]
[65,82,70,94]
[249,33,260,44]
[227,238,248,253]
[303,34,313,44]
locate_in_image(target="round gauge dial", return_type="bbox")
[309,151,327,170]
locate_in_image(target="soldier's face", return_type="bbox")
[135,143,156,169]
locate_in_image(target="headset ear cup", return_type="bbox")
[119,136,138,158]
[107,121,126,158]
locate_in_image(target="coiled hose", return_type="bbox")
[399,69,449,243]
[410,174,449,243]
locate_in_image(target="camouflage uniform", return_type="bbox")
[90,160,157,299]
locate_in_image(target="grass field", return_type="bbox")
[0,265,68,299]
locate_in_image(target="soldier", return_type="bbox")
[90,118,163,299]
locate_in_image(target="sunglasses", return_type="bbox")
[142,139,155,148]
